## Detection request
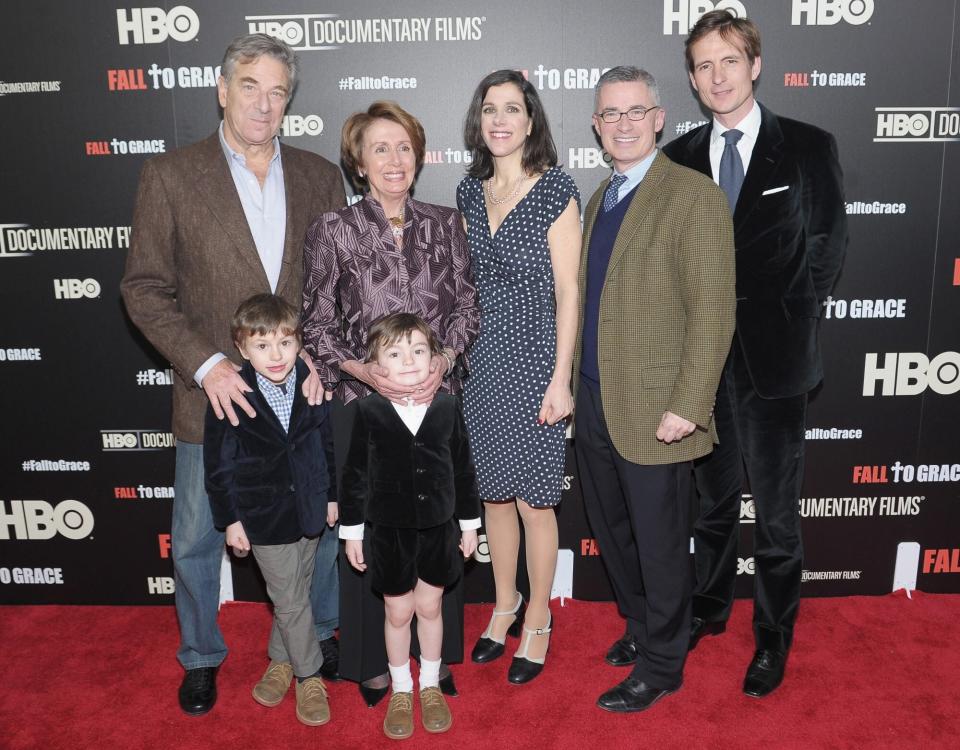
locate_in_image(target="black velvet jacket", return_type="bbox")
[340,393,480,529]
[204,358,336,545]
[663,103,847,398]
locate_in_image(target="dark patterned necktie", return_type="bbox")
[602,173,628,212]
[719,129,745,212]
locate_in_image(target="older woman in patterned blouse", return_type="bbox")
[301,100,480,707]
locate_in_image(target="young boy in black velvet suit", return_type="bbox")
[339,312,480,740]
[204,294,337,727]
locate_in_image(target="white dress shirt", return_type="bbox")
[708,100,762,185]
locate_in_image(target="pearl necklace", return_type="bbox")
[485,173,525,205]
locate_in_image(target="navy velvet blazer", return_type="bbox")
[340,393,480,530]
[663,103,847,398]
[204,358,336,545]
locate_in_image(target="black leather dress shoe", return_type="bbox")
[358,681,389,707]
[743,649,786,698]
[596,676,679,713]
[605,632,639,667]
[471,599,526,664]
[318,636,341,681]
[688,617,726,651]
[178,667,218,716]
[438,671,458,697]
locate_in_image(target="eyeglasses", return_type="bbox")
[595,106,660,124]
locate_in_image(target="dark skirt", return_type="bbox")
[332,399,466,683]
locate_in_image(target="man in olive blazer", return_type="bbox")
[120,34,345,715]
[573,66,735,714]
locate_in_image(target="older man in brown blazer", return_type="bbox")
[573,66,735,713]
[121,34,344,716]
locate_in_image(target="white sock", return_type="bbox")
[419,657,441,689]
[388,660,413,693]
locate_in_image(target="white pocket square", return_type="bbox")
[762,185,790,196]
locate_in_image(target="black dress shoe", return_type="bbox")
[605,632,639,667]
[318,635,341,681]
[471,596,526,664]
[743,649,786,698]
[688,616,726,651]
[438,671,458,697]
[178,666,218,716]
[507,614,551,684]
[358,681,389,707]
[596,676,679,713]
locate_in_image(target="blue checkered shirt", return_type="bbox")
[256,369,297,433]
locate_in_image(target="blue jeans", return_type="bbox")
[173,441,228,670]
[172,441,340,669]
[311,520,339,641]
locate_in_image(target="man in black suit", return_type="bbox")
[662,10,847,697]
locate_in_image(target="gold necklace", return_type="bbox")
[485,173,525,205]
[388,208,404,243]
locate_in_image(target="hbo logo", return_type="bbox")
[737,557,756,575]
[281,115,324,137]
[663,0,746,35]
[792,0,874,25]
[0,500,95,540]
[102,432,139,449]
[117,6,200,45]
[248,20,305,47]
[53,278,101,300]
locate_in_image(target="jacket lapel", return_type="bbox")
[683,125,713,177]
[605,151,668,281]
[276,144,309,296]
[733,103,784,230]
[240,361,287,438]
[192,133,270,288]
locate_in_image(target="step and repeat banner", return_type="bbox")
[2,0,959,606]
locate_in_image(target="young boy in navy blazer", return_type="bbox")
[204,294,337,726]
[339,312,480,740]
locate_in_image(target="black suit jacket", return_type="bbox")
[340,393,480,530]
[204,358,336,545]
[663,103,847,398]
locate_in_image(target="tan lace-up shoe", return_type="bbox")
[295,676,330,726]
[383,691,414,739]
[419,686,452,734]
[252,661,293,707]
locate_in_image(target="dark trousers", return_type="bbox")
[575,379,691,689]
[332,399,464,683]
[692,337,806,653]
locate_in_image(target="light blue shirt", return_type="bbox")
[609,148,659,205]
[194,124,288,386]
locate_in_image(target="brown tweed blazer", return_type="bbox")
[121,132,345,443]
[572,151,736,465]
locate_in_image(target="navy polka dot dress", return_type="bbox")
[457,167,580,507]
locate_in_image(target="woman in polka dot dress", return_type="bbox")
[457,69,581,684]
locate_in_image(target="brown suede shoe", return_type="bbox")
[383,691,414,739]
[252,661,293,707]
[419,686,452,734]
[295,676,330,726]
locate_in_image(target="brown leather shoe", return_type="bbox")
[419,686,452,734]
[295,676,330,726]
[252,661,293,707]
[383,691,414,739]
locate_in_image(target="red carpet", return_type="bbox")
[2,593,958,749]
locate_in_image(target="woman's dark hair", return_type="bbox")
[464,69,557,180]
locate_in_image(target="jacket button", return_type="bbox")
[418,494,427,501]
[416,468,426,474]
[413,441,423,447]
[289,484,295,492]
[289,442,296,451]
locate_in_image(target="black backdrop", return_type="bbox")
[2,0,959,606]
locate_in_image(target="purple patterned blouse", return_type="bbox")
[302,194,480,403]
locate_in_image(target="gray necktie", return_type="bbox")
[603,173,628,212]
[719,129,745,212]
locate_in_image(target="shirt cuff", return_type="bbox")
[339,523,364,540]
[195,352,227,387]
[459,517,481,531]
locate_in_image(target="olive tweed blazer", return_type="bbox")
[572,151,736,465]
[121,132,345,443]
